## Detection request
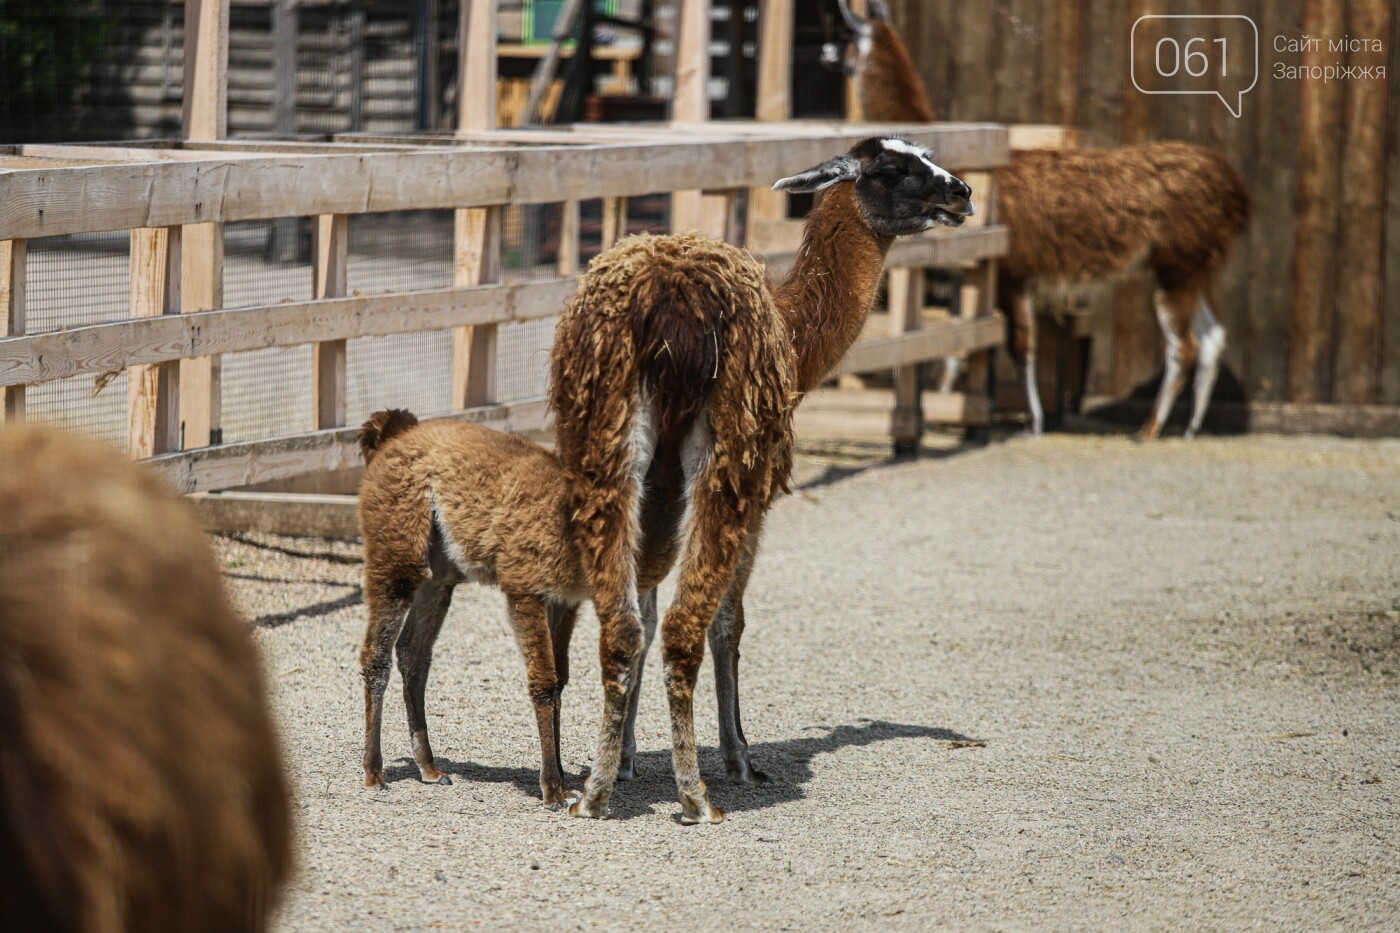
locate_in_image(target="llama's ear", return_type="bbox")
[772,156,860,193]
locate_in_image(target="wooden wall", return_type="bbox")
[889,0,1398,408]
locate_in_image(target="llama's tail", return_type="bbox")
[357,409,419,464]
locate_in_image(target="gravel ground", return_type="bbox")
[215,432,1400,931]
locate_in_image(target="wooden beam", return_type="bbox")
[0,239,23,422]
[0,127,1010,239]
[128,227,182,458]
[833,314,1004,377]
[190,491,361,538]
[557,200,580,276]
[0,278,577,389]
[762,225,1008,281]
[148,396,550,494]
[182,0,228,140]
[452,206,503,408]
[457,0,497,134]
[671,0,726,236]
[312,214,348,429]
[180,222,222,447]
[796,387,991,438]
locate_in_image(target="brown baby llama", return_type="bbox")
[844,0,1249,439]
[0,425,292,933]
[359,409,670,806]
[550,138,975,823]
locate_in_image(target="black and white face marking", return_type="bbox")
[772,136,975,237]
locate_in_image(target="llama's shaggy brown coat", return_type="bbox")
[0,425,292,933]
[547,138,973,821]
[856,11,1249,439]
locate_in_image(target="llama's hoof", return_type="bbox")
[541,783,571,809]
[724,760,769,784]
[1020,428,1044,440]
[568,793,608,819]
[1183,428,1198,440]
[420,765,451,785]
[365,773,389,790]
[678,799,725,826]
[617,756,638,781]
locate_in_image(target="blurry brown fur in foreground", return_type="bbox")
[0,425,293,933]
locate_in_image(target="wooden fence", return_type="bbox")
[887,0,1398,413]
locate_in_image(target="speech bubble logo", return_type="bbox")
[1130,15,1259,118]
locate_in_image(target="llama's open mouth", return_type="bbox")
[931,207,967,227]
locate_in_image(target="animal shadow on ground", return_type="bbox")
[797,439,981,493]
[382,719,979,820]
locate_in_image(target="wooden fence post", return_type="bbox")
[180,0,228,448]
[129,227,183,457]
[671,0,729,238]
[312,214,349,429]
[601,197,628,250]
[888,265,925,451]
[748,0,792,227]
[453,0,502,409]
[1,240,24,423]
[558,200,580,276]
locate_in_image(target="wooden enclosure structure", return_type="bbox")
[0,0,1010,506]
[886,0,1400,428]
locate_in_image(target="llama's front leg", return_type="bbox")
[1007,286,1043,437]
[507,594,569,806]
[709,528,767,784]
[1185,301,1226,439]
[360,576,417,788]
[396,579,455,785]
[619,587,659,782]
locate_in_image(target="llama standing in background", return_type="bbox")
[842,0,1249,439]
[550,137,975,823]
[0,425,292,933]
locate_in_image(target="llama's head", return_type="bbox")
[772,136,974,236]
[819,0,889,77]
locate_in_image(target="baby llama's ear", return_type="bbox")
[772,156,860,193]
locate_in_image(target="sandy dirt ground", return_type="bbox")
[216,432,1400,931]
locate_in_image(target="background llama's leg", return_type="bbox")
[546,601,579,784]
[708,518,766,784]
[395,579,456,785]
[360,581,416,788]
[1186,301,1227,438]
[619,587,658,782]
[1138,286,1201,441]
[507,594,569,806]
[1006,286,1044,437]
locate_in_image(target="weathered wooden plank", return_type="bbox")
[557,200,580,276]
[1384,0,1400,405]
[601,197,627,250]
[1050,0,1084,128]
[993,0,1042,123]
[761,225,1008,282]
[949,0,996,121]
[180,220,223,448]
[748,0,793,225]
[148,397,551,494]
[0,278,576,388]
[457,0,497,134]
[887,266,925,448]
[1247,0,1302,401]
[312,214,348,429]
[1077,0,1127,148]
[0,128,1010,239]
[834,313,1004,377]
[669,0,713,233]
[0,240,23,422]
[1332,0,1392,403]
[128,227,182,458]
[189,491,361,538]
[1287,0,1346,401]
[797,388,991,438]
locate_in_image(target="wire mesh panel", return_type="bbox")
[220,220,316,443]
[345,211,454,423]
[22,233,132,447]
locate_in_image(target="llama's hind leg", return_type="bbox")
[360,576,418,788]
[396,579,455,785]
[1006,284,1044,437]
[619,587,658,782]
[709,522,766,784]
[1137,287,1200,441]
[1186,301,1226,438]
[546,600,579,782]
[508,594,570,806]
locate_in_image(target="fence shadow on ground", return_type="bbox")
[382,718,980,821]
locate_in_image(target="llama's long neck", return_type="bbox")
[860,21,934,122]
[773,184,893,393]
